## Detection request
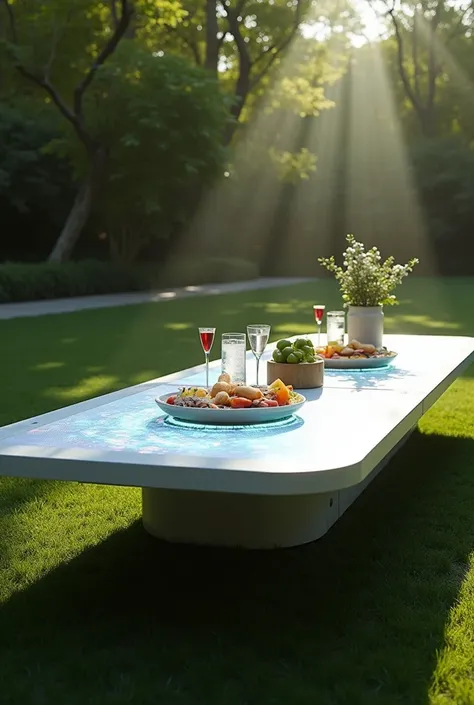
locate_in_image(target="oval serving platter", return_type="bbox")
[155,392,306,425]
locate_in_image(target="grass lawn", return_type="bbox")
[0,276,473,705]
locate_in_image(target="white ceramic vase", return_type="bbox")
[347,305,384,348]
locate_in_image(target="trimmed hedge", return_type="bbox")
[0,257,259,304]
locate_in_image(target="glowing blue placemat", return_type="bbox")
[20,386,306,460]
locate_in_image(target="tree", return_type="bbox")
[145,0,349,141]
[0,0,133,262]
[372,0,474,136]
[0,101,75,260]
[63,47,228,262]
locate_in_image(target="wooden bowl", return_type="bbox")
[266,358,324,389]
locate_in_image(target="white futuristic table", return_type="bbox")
[0,335,472,549]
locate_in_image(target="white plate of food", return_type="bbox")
[155,375,306,425]
[317,341,398,370]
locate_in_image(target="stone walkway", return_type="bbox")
[0,277,314,320]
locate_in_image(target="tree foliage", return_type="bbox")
[67,46,229,261]
[0,0,473,271]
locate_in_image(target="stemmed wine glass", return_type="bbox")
[198,327,215,388]
[313,305,325,346]
[247,324,271,386]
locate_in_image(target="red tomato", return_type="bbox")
[166,396,176,405]
[230,396,252,409]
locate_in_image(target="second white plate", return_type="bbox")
[323,353,398,370]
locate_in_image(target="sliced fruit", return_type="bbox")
[269,379,291,405]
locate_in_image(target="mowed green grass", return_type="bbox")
[0,276,473,705]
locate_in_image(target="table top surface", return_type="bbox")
[0,334,472,495]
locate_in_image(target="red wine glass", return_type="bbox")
[313,305,325,347]
[199,327,215,388]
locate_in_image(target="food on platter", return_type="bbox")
[164,373,301,410]
[210,380,234,397]
[316,339,396,360]
[271,338,317,364]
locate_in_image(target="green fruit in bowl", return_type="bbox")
[305,354,316,363]
[294,338,308,350]
[281,346,294,360]
[292,349,304,360]
[286,352,299,363]
[276,339,292,352]
[272,349,284,363]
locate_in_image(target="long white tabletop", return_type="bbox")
[0,335,472,497]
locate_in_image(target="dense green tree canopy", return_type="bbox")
[0,0,473,270]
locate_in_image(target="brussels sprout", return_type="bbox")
[294,338,308,350]
[281,346,295,360]
[286,353,299,364]
[276,339,292,352]
[272,349,284,363]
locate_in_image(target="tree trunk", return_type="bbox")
[419,106,436,137]
[224,61,251,144]
[205,0,219,75]
[48,149,104,262]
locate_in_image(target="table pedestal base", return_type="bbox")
[142,487,339,549]
[142,430,414,548]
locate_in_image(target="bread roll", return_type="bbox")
[360,343,376,354]
[213,391,231,406]
[218,372,231,383]
[210,381,233,397]
[340,347,355,357]
[233,385,263,401]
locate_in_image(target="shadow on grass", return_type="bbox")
[1,432,474,704]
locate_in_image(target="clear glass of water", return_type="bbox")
[326,311,345,345]
[247,324,271,386]
[221,333,246,384]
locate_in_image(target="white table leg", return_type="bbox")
[142,429,416,549]
[142,487,339,549]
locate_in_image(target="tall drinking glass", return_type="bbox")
[247,324,271,386]
[198,327,215,388]
[326,310,345,345]
[221,333,246,384]
[313,305,325,346]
